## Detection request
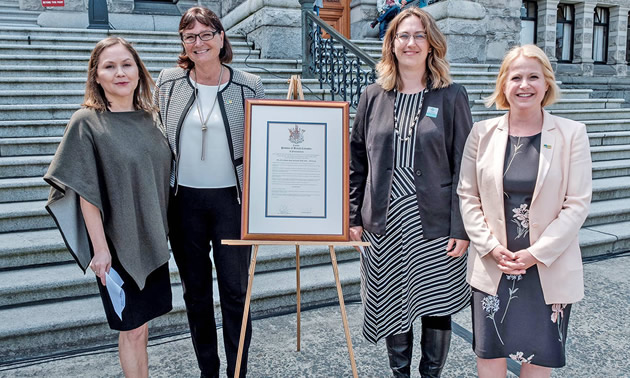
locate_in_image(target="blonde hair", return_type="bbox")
[83,37,155,112]
[376,7,452,91]
[485,44,560,109]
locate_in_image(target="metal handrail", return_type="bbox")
[299,0,377,108]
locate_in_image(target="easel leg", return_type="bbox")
[296,244,301,352]
[234,244,259,378]
[328,245,358,378]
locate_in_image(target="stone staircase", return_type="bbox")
[0,25,628,364]
[0,0,39,27]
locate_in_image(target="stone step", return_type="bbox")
[0,199,53,232]
[592,159,630,179]
[465,88,592,101]
[0,136,60,156]
[0,256,360,362]
[0,76,324,91]
[0,155,626,204]
[584,119,630,133]
[0,243,359,307]
[584,197,630,227]
[0,56,301,72]
[0,65,307,78]
[472,98,624,111]
[473,108,630,122]
[0,42,253,56]
[579,220,630,258]
[0,26,247,43]
[0,85,331,105]
[0,103,78,121]
[0,155,51,178]
[0,119,66,138]
[0,15,38,25]
[590,144,630,162]
[0,176,47,203]
[589,131,630,147]
[0,229,70,269]
[592,176,630,201]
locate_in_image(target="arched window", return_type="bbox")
[520,0,538,45]
[556,4,574,62]
[593,7,609,63]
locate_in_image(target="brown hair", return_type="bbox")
[177,6,233,70]
[83,37,155,112]
[376,7,452,91]
[485,44,560,109]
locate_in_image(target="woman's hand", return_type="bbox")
[446,238,469,257]
[490,245,526,275]
[89,249,111,286]
[513,249,539,271]
[349,226,364,253]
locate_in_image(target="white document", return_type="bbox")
[105,268,125,321]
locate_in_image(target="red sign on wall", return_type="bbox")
[42,0,64,6]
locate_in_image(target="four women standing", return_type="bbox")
[349,8,472,378]
[153,7,264,378]
[43,5,591,377]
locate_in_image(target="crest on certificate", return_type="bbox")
[288,124,306,144]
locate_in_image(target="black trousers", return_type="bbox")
[169,186,252,378]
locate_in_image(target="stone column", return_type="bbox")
[350,0,379,39]
[537,0,559,63]
[428,0,487,63]
[573,0,596,76]
[469,0,521,62]
[222,0,303,59]
[608,5,629,77]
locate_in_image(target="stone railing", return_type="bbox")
[299,0,377,108]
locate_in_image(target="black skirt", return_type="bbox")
[95,246,172,331]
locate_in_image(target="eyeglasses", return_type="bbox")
[395,32,427,43]
[181,30,219,44]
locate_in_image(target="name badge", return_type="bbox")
[426,106,439,118]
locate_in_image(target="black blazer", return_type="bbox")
[349,82,472,239]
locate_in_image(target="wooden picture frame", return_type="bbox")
[241,99,350,241]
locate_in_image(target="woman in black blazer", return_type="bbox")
[349,7,472,378]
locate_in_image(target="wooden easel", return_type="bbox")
[222,240,370,378]
[286,75,305,100]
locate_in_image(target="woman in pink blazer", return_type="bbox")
[457,45,592,377]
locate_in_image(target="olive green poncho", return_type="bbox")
[44,108,171,290]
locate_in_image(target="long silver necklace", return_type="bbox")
[193,65,224,160]
[393,88,426,142]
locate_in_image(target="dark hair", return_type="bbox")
[83,37,155,112]
[177,6,233,69]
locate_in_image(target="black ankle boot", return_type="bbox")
[419,328,451,378]
[385,330,413,378]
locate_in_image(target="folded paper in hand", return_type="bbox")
[105,268,126,321]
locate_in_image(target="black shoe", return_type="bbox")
[419,328,451,378]
[370,20,378,28]
[385,330,413,377]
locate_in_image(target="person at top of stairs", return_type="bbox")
[43,37,173,378]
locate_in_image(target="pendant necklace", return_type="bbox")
[193,65,224,160]
[393,88,426,142]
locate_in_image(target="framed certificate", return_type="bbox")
[241,99,350,241]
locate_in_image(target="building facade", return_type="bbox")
[18,0,630,77]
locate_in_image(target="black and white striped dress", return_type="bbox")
[360,90,470,344]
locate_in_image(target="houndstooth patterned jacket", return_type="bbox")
[153,65,264,200]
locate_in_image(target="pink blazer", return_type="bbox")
[457,110,592,304]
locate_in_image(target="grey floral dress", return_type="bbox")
[471,133,571,368]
